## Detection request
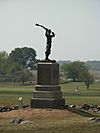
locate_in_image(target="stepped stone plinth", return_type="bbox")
[31,62,65,108]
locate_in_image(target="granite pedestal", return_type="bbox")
[31,62,65,108]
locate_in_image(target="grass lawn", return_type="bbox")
[65,96,100,105]
[0,82,100,105]
[62,82,100,105]
[0,83,33,105]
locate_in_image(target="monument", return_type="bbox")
[31,24,65,108]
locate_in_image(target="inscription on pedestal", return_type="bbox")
[37,62,59,85]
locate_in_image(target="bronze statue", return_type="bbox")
[35,23,55,60]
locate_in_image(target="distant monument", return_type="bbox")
[31,24,65,108]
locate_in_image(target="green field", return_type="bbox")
[62,82,100,105]
[0,82,100,105]
[0,82,100,133]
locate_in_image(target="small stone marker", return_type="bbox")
[18,97,23,109]
[75,83,79,93]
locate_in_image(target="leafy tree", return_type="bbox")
[9,47,37,70]
[0,51,9,81]
[0,52,22,82]
[8,47,37,84]
[0,49,36,83]
[83,72,94,89]
[61,61,94,89]
[0,51,8,70]
[8,61,23,82]
[61,61,88,82]
[0,51,8,60]
[12,69,33,85]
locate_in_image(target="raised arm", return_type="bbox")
[51,32,55,37]
[35,23,47,30]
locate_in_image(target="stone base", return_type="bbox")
[30,98,65,108]
[30,62,65,108]
[35,85,61,91]
[40,59,56,63]
[33,90,62,99]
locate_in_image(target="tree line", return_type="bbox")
[0,47,94,88]
[0,47,37,85]
[60,61,94,89]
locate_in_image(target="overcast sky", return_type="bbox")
[0,0,100,61]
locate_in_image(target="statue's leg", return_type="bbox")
[45,51,49,60]
[45,49,51,60]
[45,43,51,60]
